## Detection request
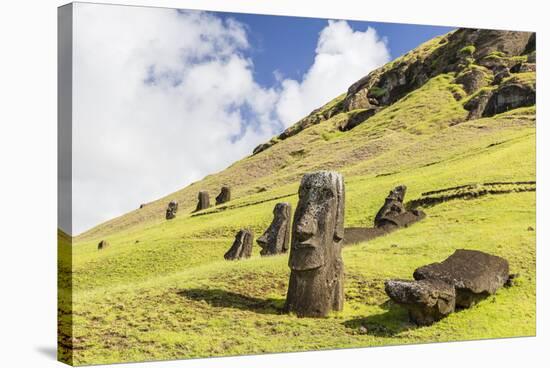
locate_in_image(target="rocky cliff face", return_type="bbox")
[253,28,535,155]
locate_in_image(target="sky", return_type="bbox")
[69,3,454,235]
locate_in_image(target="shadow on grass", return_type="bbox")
[177,288,285,315]
[343,301,415,337]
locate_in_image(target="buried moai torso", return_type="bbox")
[257,202,291,256]
[215,186,231,205]
[224,229,254,260]
[284,171,345,317]
[165,200,178,220]
[195,191,210,212]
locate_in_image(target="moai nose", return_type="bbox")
[295,210,318,243]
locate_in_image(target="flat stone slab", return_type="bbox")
[413,249,509,307]
[385,279,456,326]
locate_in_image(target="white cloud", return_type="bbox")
[71,4,390,235]
[275,20,390,126]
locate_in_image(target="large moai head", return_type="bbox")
[195,191,210,212]
[374,184,407,227]
[257,202,291,256]
[285,171,345,317]
[166,200,178,220]
[289,171,345,271]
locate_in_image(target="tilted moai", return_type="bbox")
[165,200,178,220]
[257,202,291,256]
[215,186,231,205]
[195,191,210,212]
[374,185,425,229]
[224,229,254,260]
[284,171,345,317]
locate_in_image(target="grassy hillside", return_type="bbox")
[60,28,536,365]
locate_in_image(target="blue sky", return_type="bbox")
[215,11,455,88]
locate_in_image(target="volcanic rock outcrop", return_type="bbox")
[215,186,231,205]
[385,249,511,325]
[252,28,535,155]
[257,202,291,256]
[284,171,345,317]
[224,229,254,260]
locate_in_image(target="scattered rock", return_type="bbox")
[165,200,178,220]
[358,326,368,335]
[413,249,510,308]
[385,279,456,326]
[257,203,291,256]
[285,171,345,317]
[139,203,146,209]
[215,186,231,205]
[224,229,254,260]
[195,191,210,212]
[97,240,109,250]
[527,226,534,231]
[504,273,519,288]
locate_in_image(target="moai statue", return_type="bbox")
[165,200,178,220]
[224,229,254,260]
[257,202,291,256]
[97,240,109,250]
[284,171,345,317]
[215,186,231,205]
[195,191,210,212]
[374,185,407,228]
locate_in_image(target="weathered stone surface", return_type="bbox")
[413,249,510,307]
[482,83,535,117]
[284,171,345,317]
[385,279,456,326]
[165,200,178,220]
[338,108,379,131]
[455,67,491,94]
[97,240,109,250]
[464,88,494,120]
[224,229,254,260]
[195,191,210,212]
[215,186,231,205]
[257,203,291,256]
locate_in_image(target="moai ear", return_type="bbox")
[333,174,345,242]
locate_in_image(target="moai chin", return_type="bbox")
[284,171,345,317]
[257,202,291,256]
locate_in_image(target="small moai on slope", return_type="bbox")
[224,229,254,260]
[284,171,345,317]
[97,240,109,250]
[195,191,210,212]
[165,200,178,220]
[374,185,425,229]
[257,203,291,256]
[215,186,231,205]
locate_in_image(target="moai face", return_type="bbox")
[289,171,345,271]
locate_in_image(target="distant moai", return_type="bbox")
[374,185,425,229]
[284,171,345,317]
[195,191,210,212]
[215,186,231,205]
[166,200,178,220]
[224,229,254,260]
[257,202,291,256]
[97,240,109,250]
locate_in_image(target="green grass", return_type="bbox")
[61,33,536,363]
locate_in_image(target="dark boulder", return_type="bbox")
[215,186,231,205]
[224,229,254,260]
[413,249,510,307]
[257,202,291,256]
[285,171,345,317]
[195,191,210,212]
[338,108,379,131]
[385,279,456,326]
[97,240,109,250]
[482,83,535,117]
[165,200,178,220]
